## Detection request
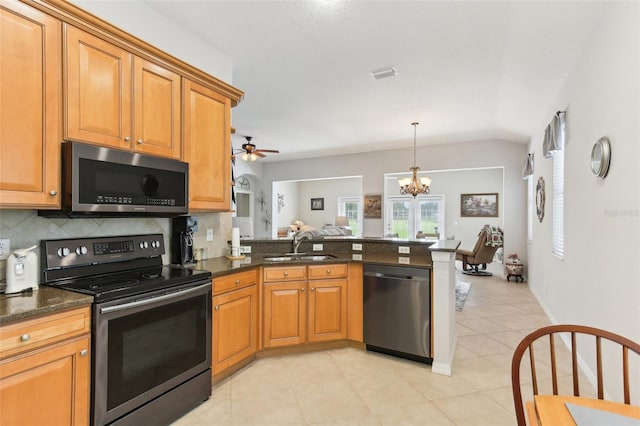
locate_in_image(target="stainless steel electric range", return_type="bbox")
[41,234,212,426]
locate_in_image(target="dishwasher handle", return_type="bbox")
[364,272,428,282]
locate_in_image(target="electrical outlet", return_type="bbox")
[206,229,213,241]
[398,256,410,264]
[352,253,362,261]
[313,244,323,252]
[352,243,362,251]
[0,239,10,260]
[240,245,251,254]
[398,246,410,254]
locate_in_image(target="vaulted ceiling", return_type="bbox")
[146,1,608,161]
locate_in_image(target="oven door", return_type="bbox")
[93,281,211,426]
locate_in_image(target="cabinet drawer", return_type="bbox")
[213,269,257,295]
[0,306,91,359]
[263,266,307,282]
[308,263,348,279]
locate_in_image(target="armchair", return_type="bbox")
[456,225,503,276]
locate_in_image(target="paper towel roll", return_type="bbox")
[231,227,240,250]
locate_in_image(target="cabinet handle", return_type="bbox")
[20,334,30,342]
[124,136,131,141]
[137,139,144,144]
[283,272,288,277]
[49,190,57,196]
[311,287,315,291]
[80,349,88,357]
[326,269,332,274]
[214,305,220,310]
[300,287,305,292]
[235,279,241,285]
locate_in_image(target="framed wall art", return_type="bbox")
[311,198,324,210]
[460,193,499,218]
[364,194,382,219]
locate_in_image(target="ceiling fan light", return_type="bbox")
[241,152,249,161]
[249,153,257,161]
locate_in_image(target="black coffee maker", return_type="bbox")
[171,215,197,265]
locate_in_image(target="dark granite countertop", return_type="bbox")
[0,238,459,325]
[0,286,93,325]
[194,250,434,279]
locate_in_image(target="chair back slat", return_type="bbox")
[549,334,558,394]
[511,324,640,426]
[596,336,604,399]
[529,345,538,395]
[623,347,630,404]
[571,332,580,396]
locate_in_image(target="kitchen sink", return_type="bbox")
[263,254,337,262]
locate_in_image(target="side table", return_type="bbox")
[505,262,525,282]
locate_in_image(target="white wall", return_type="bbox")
[258,139,528,263]
[70,0,232,83]
[527,2,639,400]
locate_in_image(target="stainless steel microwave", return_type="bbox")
[40,142,188,217]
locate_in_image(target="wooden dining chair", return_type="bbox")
[511,324,640,426]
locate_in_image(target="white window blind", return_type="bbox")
[527,176,533,242]
[551,120,565,258]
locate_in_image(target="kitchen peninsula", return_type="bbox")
[198,236,460,378]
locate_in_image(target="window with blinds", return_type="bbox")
[551,125,565,258]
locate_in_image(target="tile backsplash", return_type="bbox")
[0,210,231,279]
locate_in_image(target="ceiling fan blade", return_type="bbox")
[255,149,279,154]
[254,152,266,158]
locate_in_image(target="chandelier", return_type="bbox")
[399,122,432,197]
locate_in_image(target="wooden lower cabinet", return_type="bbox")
[0,306,91,426]
[263,281,307,348]
[212,284,259,375]
[263,264,348,348]
[308,278,347,342]
[0,337,90,425]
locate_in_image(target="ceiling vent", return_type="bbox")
[370,66,398,80]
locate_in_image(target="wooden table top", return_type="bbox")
[534,395,640,425]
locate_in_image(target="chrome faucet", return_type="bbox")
[292,231,312,254]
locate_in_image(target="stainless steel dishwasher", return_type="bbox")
[363,264,431,363]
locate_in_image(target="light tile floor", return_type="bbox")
[173,263,554,425]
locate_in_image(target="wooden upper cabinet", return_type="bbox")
[65,25,181,158]
[133,58,181,159]
[183,79,231,211]
[0,1,61,208]
[64,24,133,150]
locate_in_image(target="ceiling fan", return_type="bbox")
[234,136,279,161]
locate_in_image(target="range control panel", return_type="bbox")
[42,234,165,269]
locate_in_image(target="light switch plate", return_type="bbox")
[313,244,323,252]
[352,253,363,261]
[206,229,213,241]
[398,246,410,254]
[398,256,410,264]
[240,246,251,254]
[352,243,362,251]
[0,239,10,260]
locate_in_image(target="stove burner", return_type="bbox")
[89,278,139,290]
[142,272,161,279]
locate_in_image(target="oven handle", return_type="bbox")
[99,282,210,314]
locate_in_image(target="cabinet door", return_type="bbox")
[212,285,258,375]
[263,281,306,348]
[183,80,231,211]
[0,336,90,426]
[308,279,347,343]
[133,58,181,159]
[0,2,61,208]
[65,25,132,150]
